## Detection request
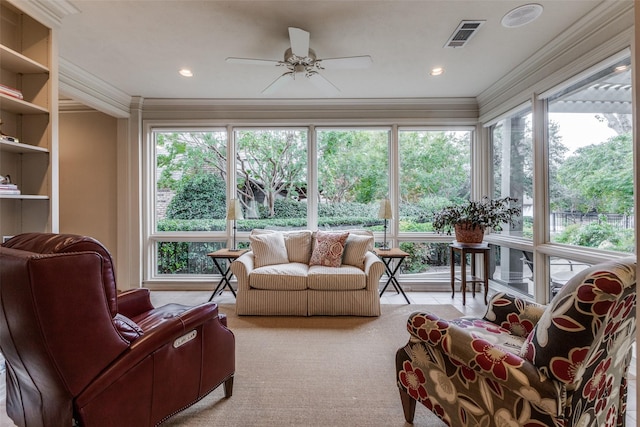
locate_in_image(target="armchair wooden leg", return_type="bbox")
[399,387,416,423]
[224,376,234,398]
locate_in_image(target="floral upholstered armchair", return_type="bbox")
[396,257,636,427]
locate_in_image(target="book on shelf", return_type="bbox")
[0,83,23,100]
[0,183,20,195]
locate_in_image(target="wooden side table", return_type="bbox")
[207,248,248,301]
[449,242,490,305]
[373,247,411,304]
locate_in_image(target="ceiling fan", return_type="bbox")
[226,27,373,96]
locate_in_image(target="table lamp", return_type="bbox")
[227,198,244,251]
[378,198,393,250]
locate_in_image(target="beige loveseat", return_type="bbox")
[230,229,385,316]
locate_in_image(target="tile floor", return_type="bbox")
[0,290,636,426]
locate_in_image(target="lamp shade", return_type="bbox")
[378,198,393,219]
[226,199,244,220]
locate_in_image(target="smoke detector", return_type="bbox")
[444,20,485,48]
[502,4,543,28]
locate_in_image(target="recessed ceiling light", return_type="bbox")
[430,67,444,76]
[502,4,543,28]
[179,68,193,77]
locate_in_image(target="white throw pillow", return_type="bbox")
[342,233,374,269]
[284,230,313,264]
[250,232,289,268]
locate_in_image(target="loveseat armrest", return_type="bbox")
[482,292,546,338]
[230,251,255,291]
[117,288,154,318]
[405,311,564,416]
[363,251,385,291]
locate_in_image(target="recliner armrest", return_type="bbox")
[76,302,228,408]
[117,288,154,318]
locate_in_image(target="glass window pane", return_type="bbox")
[490,246,534,298]
[398,130,472,232]
[156,241,225,275]
[549,257,591,299]
[547,56,634,252]
[155,130,228,232]
[397,241,451,278]
[491,109,532,238]
[235,129,308,230]
[316,129,389,231]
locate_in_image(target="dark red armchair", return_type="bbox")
[0,233,235,426]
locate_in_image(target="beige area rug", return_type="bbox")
[162,304,461,427]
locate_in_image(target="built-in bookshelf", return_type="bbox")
[0,0,57,237]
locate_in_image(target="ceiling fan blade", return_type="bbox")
[262,73,294,94]
[288,27,310,57]
[226,57,281,66]
[308,72,340,96]
[318,55,373,69]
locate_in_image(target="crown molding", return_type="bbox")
[477,0,633,122]
[59,57,132,118]
[139,97,479,123]
[7,0,79,27]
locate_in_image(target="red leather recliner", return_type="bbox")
[0,233,235,426]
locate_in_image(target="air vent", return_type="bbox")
[444,20,485,48]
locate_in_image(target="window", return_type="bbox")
[316,128,389,231]
[487,108,533,296]
[235,128,308,230]
[398,129,472,232]
[490,107,532,239]
[153,129,228,276]
[546,55,634,253]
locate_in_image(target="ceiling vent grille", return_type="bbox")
[445,20,485,48]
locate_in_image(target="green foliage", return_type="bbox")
[158,219,225,232]
[165,174,226,220]
[554,215,634,252]
[317,130,389,203]
[273,198,307,218]
[156,131,227,191]
[236,130,307,217]
[318,201,377,218]
[157,241,218,274]
[432,197,522,234]
[555,134,633,214]
[399,131,471,202]
[399,242,450,273]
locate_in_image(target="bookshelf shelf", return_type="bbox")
[0,0,57,235]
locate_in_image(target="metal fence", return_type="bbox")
[550,212,634,233]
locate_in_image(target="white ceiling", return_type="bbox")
[58,0,605,100]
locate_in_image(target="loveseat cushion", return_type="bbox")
[307,265,366,290]
[249,262,309,291]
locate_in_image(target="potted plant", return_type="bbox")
[432,196,522,243]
